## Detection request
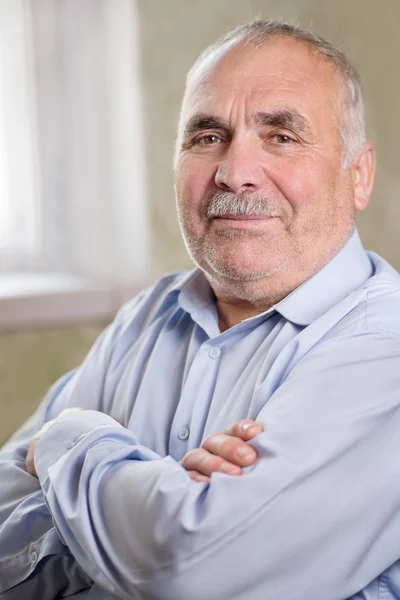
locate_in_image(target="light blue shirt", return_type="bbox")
[1,229,400,600]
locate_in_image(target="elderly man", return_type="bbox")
[1,19,400,600]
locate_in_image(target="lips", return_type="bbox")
[214,214,275,220]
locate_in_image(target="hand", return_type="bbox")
[26,408,86,478]
[180,420,262,483]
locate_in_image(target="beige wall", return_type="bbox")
[0,325,104,445]
[2,0,400,443]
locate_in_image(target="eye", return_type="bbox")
[271,134,295,144]
[195,134,223,145]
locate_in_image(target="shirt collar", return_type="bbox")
[170,228,373,329]
[275,228,373,326]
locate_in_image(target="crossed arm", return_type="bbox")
[22,330,400,600]
[1,409,260,599]
[3,326,400,599]
[26,408,262,481]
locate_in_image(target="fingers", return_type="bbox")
[187,470,211,483]
[25,436,39,477]
[180,447,242,477]
[202,433,255,467]
[180,420,263,480]
[223,419,263,441]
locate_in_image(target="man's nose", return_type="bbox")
[214,138,265,194]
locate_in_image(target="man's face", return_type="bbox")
[175,37,360,301]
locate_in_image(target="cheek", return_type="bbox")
[175,156,215,205]
[271,158,339,213]
[175,160,207,233]
[271,171,315,215]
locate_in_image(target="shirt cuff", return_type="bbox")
[35,410,124,484]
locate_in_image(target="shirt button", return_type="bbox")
[30,551,38,565]
[208,347,221,359]
[178,427,190,441]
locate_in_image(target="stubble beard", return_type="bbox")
[177,189,295,302]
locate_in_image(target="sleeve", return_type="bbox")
[0,305,131,596]
[34,330,400,600]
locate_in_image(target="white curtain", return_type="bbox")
[0,0,40,267]
[0,0,148,286]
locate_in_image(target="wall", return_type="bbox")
[0,325,104,445]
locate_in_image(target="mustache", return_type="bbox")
[205,191,284,219]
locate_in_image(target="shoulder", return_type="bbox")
[87,271,193,370]
[309,252,400,345]
[362,252,400,337]
[115,270,192,330]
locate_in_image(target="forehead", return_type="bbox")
[184,37,340,124]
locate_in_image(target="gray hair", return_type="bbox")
[180,20,366,168]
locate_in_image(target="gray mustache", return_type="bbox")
[206,191,283,218]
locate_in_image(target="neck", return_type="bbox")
[216,297,275,332]
[209,270,301,332]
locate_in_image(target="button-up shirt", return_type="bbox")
[1,229,400,599]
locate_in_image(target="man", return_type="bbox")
[1,19,400,600]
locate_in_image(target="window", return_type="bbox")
[0,0,149,329]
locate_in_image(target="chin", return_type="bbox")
[205,270,282,305]
[187,237,292,284]
[203,257,289,283]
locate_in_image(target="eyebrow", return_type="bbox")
[183,109,313,139]
[253,109,313,136]
[183,115,230,138]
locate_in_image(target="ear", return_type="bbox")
[351,141,376,212]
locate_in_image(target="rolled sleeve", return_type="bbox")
[35,411,123,484]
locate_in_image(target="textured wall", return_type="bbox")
[0,325,104,445]
[2,0,400,444]
[139,0,400,277]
